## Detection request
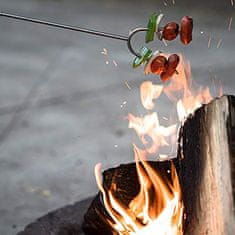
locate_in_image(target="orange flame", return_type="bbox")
[163,55,213,121]
[94,55,219,234]
[95,146,183,235]
[140,81,163,110]
[128,112,177,155]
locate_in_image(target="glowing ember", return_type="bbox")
[94,55,218,235]
[228,17,233,32]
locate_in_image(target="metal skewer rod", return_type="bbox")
[0,12,148,57]
[0,12,129,41]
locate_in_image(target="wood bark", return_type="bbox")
[178,95,235,235]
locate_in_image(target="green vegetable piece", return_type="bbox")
[132,47,153,68]
[140,46,153,62]
[145,14,157,43]
[132,56,143,68]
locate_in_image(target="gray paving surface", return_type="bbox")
[0,0,234,234]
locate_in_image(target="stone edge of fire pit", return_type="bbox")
[16,197,93,235]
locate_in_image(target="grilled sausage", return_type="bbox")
[162,22,179,41]
[160,54,180,82]
[150,55,168,74]
[180,16,193,45]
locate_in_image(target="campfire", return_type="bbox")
[96,56,207,235]
[82,53,224,235]
[8,11,234,235]
[83,16,205,235]
[82,54,235,234]
[95,152,183,235]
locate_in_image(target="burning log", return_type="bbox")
[83,95,235,235]
[178,95,235,235]
[18,95,235,235]
[17,162,177,235]
[82,160,179,235]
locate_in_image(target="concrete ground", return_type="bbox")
[0,0,234,234]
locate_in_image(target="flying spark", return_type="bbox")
[162,39,168,46]
[113,60,118,67]
[124,81,132,90]
[216,38,223,49]
[101,48,108,55]
[208,35,212,48]
[120,101,127,108]
[228,17,233,31]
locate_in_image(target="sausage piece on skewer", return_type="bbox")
[180,16,193,45]
[160,54,180,82]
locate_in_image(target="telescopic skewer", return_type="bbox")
[0,12,148,57]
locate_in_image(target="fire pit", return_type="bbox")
[18,160,179,235]
[17,197,92,235]
[18,95,235,235]
[18,52,235,235]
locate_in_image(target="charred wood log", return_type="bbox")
[178,95,235,235]
[82,161,177,235]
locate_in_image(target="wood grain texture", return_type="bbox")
[178,95,235,235]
